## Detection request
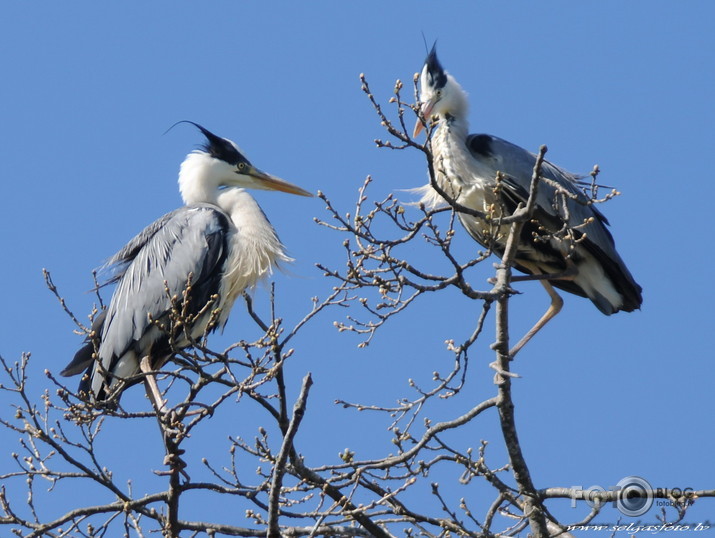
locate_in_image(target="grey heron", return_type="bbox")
[413,46,642,356]
[61,122,311,402]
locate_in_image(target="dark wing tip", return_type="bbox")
[61,344,94,377]
[617,281,643,313]
[62,308,107,377]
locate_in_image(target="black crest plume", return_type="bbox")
[425,43,447,90]
[168,120,249,167]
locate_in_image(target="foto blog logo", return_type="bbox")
[571,476,696,517]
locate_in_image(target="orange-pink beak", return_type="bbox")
[413,99,436,138]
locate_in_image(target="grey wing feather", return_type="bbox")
[98,209,184,286]
[467,134,616,258]
[466,134,642,313]
[97,205,230,376]
[61,211,182,382]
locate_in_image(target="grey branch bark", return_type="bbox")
[267,373,313,538]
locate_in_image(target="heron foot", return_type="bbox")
[162,450,187,468]
[489,360,521,385]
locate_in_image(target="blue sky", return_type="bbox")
[1,2,713,534]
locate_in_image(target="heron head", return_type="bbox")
[178,122,312,204]
[413,45,468,137]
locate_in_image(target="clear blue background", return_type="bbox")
[1,2,713,534]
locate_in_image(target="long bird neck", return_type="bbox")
[416,80,476,210]
[178,152,223,205]
[435,76,470,141]
[430,79,472,182]
[216,189,290,320]
[220,190,280,251]
[434,112,469,148]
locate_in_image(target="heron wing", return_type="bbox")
[465,134,642,313]
[96,205,231,385]
[61,210,185,383]
[466,134,620,255]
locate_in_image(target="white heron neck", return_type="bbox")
[215,189,291,325]
[437,74,470,135]
[417,100,473,210]
[437,112,469,141]
[431,76,472,171]
[178,152,222,205]
[219,190,273,242]
[225,192,289,266]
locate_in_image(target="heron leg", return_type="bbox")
[140,355,167,414]
[509,280,563,359]
[139,355,189,478]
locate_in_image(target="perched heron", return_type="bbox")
[413,46,642,356]
[61,122,311,402]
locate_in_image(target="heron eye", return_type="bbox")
[237,162,246,170]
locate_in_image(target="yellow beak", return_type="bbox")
[245,165,313,197]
